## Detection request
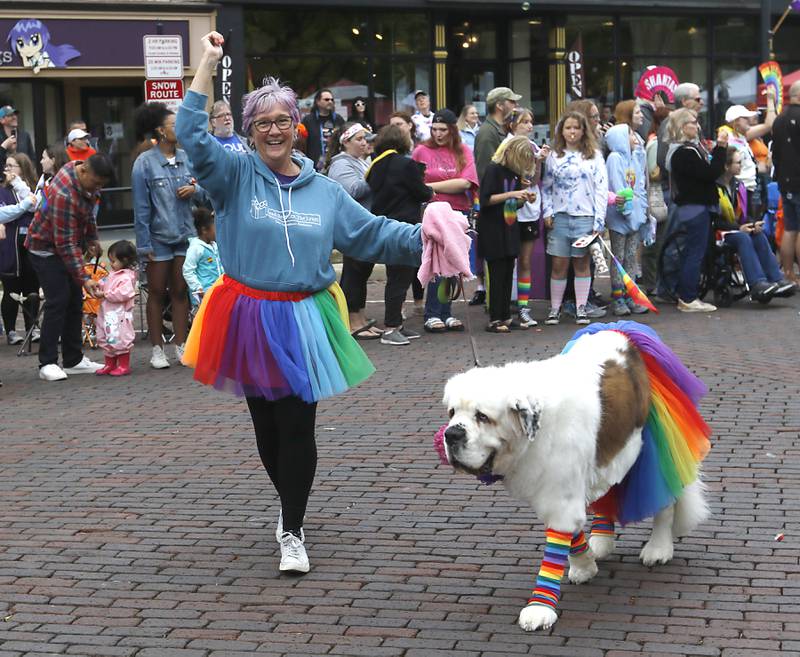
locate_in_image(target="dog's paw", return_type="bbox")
[588,534,615,560]
[639,540,673,566]
[568,558,598,584]
[518,604,558,632]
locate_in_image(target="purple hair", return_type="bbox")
[241,77,300,135]
[7,19,80,68]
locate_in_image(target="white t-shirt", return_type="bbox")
[411,112,433,142]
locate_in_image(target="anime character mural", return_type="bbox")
[7,19,81,74]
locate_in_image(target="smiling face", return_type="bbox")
[514,113,534,136]
[250,107,295,170]
[466,106,479,126]
[16,33,44,59]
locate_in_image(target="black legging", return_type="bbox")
[486,256,515,322]
[1,238,40,333]
[246,395,318,532]
[339,256,375,312]
[384,264,416,328]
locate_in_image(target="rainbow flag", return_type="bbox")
[759,61,784,115]
[611,253,659,314]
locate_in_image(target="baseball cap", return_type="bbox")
[725,105,758,123]
[486,87,522,107]
[67,128,91,142]
[431,109,457,125]
[0,105,19,119]
[414,90,428,99]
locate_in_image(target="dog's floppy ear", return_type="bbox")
[511,397,541,442]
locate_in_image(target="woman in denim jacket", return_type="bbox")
[132,102,206,369]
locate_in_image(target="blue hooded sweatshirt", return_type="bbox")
[604,124,647,236]
[176,90,422,292]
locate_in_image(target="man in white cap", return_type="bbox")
[411,90,433,143]
[720,104,761,217]
[66,127,97,162]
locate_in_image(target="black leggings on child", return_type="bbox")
[246,395,318,533]
[487,256,516,322]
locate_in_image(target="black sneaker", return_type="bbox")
[468,290,486,306]
[399,326,420,340]
[773,279,797,298]
[751,280,778,302]
[575,305,591,325]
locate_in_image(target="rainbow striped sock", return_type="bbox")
[591,515,615,537]
[528,529,571,609]
[517,276,531,307]
[611,286,625,300]
[570,530,589,556]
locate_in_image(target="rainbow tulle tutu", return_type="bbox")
[562,321,711,525]
[182,275,375,402]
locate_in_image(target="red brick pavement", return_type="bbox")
[0,288,798,656]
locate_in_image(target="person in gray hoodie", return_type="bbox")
[325,122,380,338]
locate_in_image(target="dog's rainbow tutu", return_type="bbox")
[182,276,375,402]
[563,321,711,525]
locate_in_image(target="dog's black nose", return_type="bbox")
[444,425,466,447]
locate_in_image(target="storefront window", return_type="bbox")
[245,10,370,55]
[713,17,758,56]
[510,59,548,124]
[566,16,613,55]
[510,18,547,60]
[714,58,759,127]
[618,17,707,57]
[451,21,496,60]
[773,17,800,71]
[371,59,432,123]
[583,58,616,108]
[372,13,430,55]
[248,55,370,116]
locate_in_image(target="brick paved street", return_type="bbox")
[1,282,798,657]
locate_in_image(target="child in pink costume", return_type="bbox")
[95,240,138,376]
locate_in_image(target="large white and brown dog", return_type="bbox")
[441,327,710,632]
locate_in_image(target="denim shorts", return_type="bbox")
[546,213,594,257]
[151,237,189,262]
[782,192,800,232]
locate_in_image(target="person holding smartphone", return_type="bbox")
[0,105,36,171]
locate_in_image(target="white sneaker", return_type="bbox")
[31,328,41,343]
[150,345,170,369]
[63,356,103,374]
[6,330,23,345]
[677,298,717,313]
[39,363,68,381]
[174,343,187,365]
[275,511,305,542]
[279,531,310,573]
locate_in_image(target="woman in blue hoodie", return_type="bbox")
[604,123,650,316]
[176,32,427,577]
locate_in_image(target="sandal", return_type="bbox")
[351,325,381,340]
[424,317,446,333]
[445,317,464,331]
[485,320,510,333]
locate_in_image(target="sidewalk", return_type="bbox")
[0,282,797,656]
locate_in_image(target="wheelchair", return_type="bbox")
[657,218,757,308]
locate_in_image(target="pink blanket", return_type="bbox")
[417,201,474,286]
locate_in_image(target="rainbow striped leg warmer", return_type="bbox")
[527,529,571,610]
[517,276,531,307]
[591,514,615,537]
[570,530,589,556]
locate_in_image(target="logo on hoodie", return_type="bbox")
[250,196,321,227]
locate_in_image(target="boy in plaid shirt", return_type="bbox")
[25,153,113,381]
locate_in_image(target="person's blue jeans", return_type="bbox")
[723,230,783,285]
[424,277,452,321]
[676,205,712,303]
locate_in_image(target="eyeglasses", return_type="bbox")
[3,163,19,170]
[252,116,294,133]
[320,97,334,103]
[354,101,365,106]
[213,112,233,119]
